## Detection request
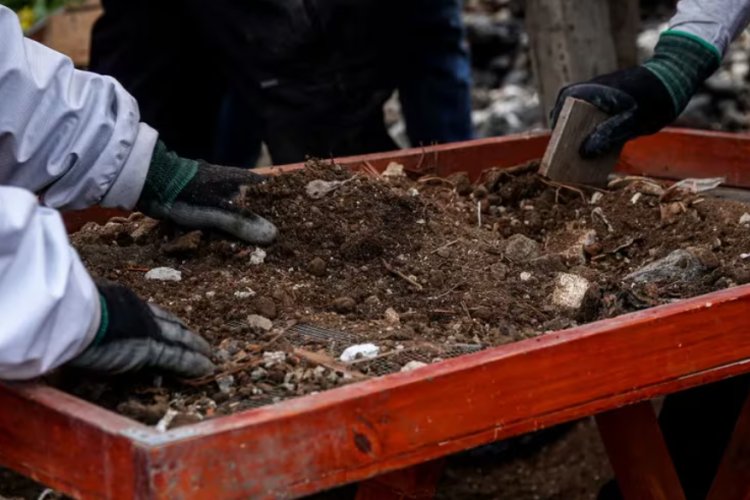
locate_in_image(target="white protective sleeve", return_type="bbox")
[0,5,158,379]
[670,0,750,55]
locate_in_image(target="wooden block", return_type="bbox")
[539,97,621,187]
[596,402,686,500]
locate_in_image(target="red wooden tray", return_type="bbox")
[3,129,750,499]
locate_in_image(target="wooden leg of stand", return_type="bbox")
[708,389,750,500]
[355,459,446,500]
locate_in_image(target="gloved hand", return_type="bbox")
[69,283,216,378]
[551,31,721,158]
[136,141,278,244]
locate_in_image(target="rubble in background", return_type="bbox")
[389,1,750,146]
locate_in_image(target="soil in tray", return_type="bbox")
[58,160,750,427]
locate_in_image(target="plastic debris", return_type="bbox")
[145,267,182,282]
[250,248,267,265]
[340,343,380,363]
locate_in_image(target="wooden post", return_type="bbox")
[596,402,686,500]
[707,390,750,500]
[526,0,619,123]
[609,0,641,69]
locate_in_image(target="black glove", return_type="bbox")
[551,31,721,158]
[136,141,278,244]
[69,283,215,378]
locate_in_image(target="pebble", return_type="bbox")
[384,307,401,324]
[504,234,540,262]
[307,257,327,277]
[254,296,277,319]
[332,296,357,314]
[263,351,286,367]
[161,230,202,255]
[740,213,750,225]
[400,361,428,372]
[250,368,268,381]
[247,314,273,332]
[340,343,380,363]
[552,273,592,311]
[519,272,532,282]
[145,267,182,282]
[216,375,235,395]
[234,289,256,299]
[250,247,267,265]
[131,217,160,243]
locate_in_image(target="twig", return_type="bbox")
[382,259,423,291]
[293,348,369,380]
[477,201,482,228]
[539,178,588,203]
[361,161,380,178]
[124,266,150,273]
[429,281,466,301]
[430,239,460,254]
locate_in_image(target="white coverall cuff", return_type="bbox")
[101,123,159,210]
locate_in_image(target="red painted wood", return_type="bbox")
[355,460,446,500]
[0,383,149,499]
[596,402,685,500]
[140,285,750,499]
[708,389,750,500]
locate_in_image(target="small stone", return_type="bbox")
[740,213,750,225]
[625,248,717,285]
[162,230,202,255]
[408,188,420,197]
[552,273,592,310]
[250,368,268,381]
[383,162,406,177]
[216,375,235,395]
[205,291,216,299]
[504,234,540,262]
[340,343,380,363]
[473,306,494,321]
[400,361,428,372]
[250,248,267,265]
[308,257,327,277]
[254,296,277,319]
[332,296,357,314]
[520,272,532,282]
[234,289,256,299]
[246,314,273,332]
[590,192,604,205]
[145,267,182,282]
[263,351,286,367]
[131,217,160,243]
[364,295,381,306]
[436,247,452,258]
[384,307,400,324]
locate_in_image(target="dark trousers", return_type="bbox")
[90,0,472,167]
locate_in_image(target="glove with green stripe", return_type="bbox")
[551,31,721,158]
[136,141,278,244]
[69,283,215,378]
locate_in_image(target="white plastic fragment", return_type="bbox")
[670,177,724,194]
[590,192,604,205]
[155,409,178,433]
[400,361,428,372]
[145,267,182,282]
[250,247,267,265]
[630,192,642,205]
[740,213,750,225]
[340,343,380,363]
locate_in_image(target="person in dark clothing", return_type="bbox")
[89,0,473,167]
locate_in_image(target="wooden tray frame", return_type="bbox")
[3,129,750,499]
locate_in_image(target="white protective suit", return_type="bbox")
[0,5,157,379]
[1,0,750,380]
